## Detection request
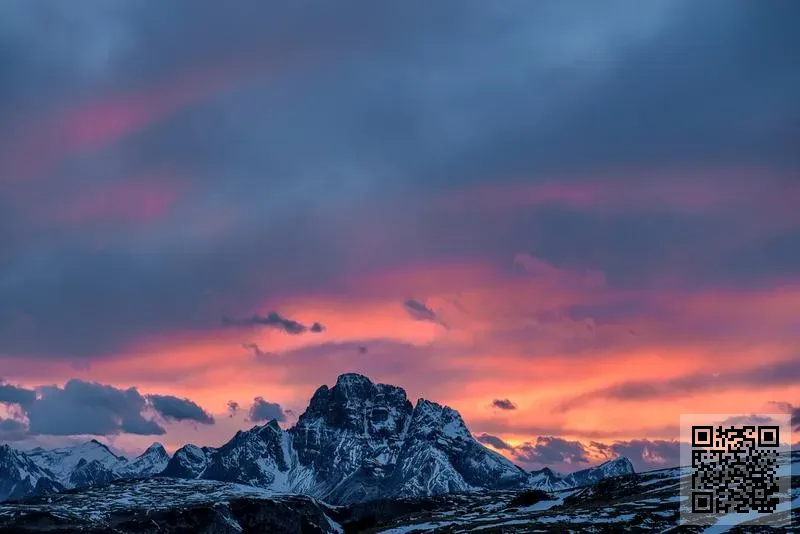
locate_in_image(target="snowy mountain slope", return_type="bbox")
[2,452,795,532]
[528,466,564,491]
[0,439,173,501]
[118,442,170,478]
[161,443,211,479]
[26,440,126,486]
[557,456,635,489]
[385,398,530,500]
[0,445,63,503]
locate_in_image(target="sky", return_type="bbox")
[1,0,799,474]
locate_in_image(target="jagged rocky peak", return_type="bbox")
[161,443,210,479]
[296,373,413,438]
[118,442,171,479]
[142,442,168,457]
[86,439,124,459]
[598,456,635,475]
[409,398,471,440]
[69,459,115,489]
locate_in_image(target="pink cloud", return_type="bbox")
[29,169,185,227]
[0,60,265,184]
[437,166,800,225]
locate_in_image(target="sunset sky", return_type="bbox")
[1,1,798,474]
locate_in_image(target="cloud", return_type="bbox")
[227,400,240,418]
[403,299,437,322]
[24,379,166,436]
[242,342,276,362]
[0,381,36,408]
[721,414,776,426]
[0,0,797,366]
[560,357,800,410]
[0,418,28,441]
[475,433,513,451]
[513,253,606,290]
[310,322,326,333]
[146,394,215,424]
[482,433,682,472]
[514,436,590,466]
[223,312,325,335]
[248,397,286,423]
[0,378,215,438]
[403,299,449,328]
[491,398,517,411]
[770,402,800,431]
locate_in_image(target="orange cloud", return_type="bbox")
[4,258,798,459]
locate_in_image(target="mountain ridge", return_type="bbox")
[1,373,635,505]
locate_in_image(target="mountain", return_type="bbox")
[528,466,564,491]
[2,451,797,532]
[161,373,621,505]
[162,373,534,505]
[26,440,126,485]
[118,442,170,478]
[0,445,63,502]
[68,459,117,489]
[1,373,636,506]
[559,456,634,488]
[1,440,172,501]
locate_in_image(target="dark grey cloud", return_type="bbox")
[561,357,800,410]
[0,0,797,363]
[0,379,214,438]
[242,342,276,363]
[248,397,286,423]
[146,394,215,425]
[491,399,517,411]
[514,436,590,466]
[0,381,36,407]
[0,418,28,441]
[223,312,325,335]
[476,432,682,472]
[403,299,447,328]
[475,433,513,451]
[25,379,165,436]
[227,400,240,418]
[770,402,800,431]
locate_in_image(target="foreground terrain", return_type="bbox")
[1,451,797,533]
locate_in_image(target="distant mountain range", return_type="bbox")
[2,453,798,532]
[0,373,633,505]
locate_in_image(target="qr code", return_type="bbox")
[690,425,780,514]
[680,413,792,528]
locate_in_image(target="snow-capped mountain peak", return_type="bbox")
[558,455,635,489]
[0,444,62,502]
[118,442,170,479]
[27,440,126,485]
